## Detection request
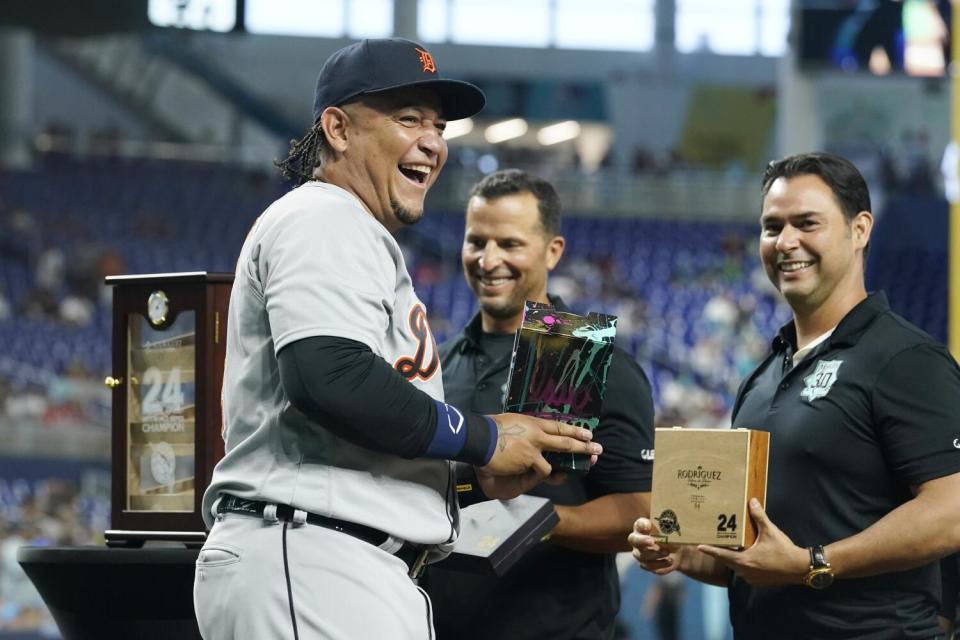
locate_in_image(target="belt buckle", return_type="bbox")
[408,548,430,580]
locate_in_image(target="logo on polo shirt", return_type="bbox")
[801,360,843,402]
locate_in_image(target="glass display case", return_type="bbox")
[104,273,232,547]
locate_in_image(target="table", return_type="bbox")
[17,546,202,640]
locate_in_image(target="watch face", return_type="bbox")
[808,569,834,589]
[150,441,176,486]
[147,290,169,327]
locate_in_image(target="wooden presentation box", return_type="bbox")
[650,427,769,548]
[442,495,558,576]
[103,272,233,547]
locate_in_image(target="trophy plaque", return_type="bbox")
[503,301,617,473]
[442,496,558,576]
[650,427,769,548]
[104,272,233,547]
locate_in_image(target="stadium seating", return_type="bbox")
[0,156,948,422]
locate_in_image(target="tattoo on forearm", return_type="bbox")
[497,424,526,452]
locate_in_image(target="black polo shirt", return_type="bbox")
[425,297,655,640]
[730,291,960,639]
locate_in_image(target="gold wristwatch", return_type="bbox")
[802,544,834,589]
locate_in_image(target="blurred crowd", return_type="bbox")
[0,202,123,326]
[0,200,115,432]
[0,473,109,635]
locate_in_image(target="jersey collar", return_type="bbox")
[737,291,891,417]
[772,291,890,355]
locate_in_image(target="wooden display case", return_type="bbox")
[650,427,769,548]
[103,272,232,547]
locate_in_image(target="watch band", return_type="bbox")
[809,544,828,569]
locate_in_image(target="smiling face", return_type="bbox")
[320,87,448,232]
[759,174,872,320]
[462,191,565,334]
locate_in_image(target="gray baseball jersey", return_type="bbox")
[202,181,455,547]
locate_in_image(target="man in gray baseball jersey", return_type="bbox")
[192,38,602,640]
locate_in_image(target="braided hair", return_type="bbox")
[275,120,329,185]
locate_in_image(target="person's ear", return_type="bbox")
[546,235,565,271]
[851,210,873,251]
[320,106,350,154]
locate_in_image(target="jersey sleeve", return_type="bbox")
[583,348,656,497]
[873,342,960,485]
[255,200,396,355]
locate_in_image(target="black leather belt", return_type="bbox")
[217,494,429,578]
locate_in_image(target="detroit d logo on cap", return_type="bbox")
[801,360,843,402]
[415,48,437,73]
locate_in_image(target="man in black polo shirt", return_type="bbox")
[425,169,655,639]
[630,152,960,639]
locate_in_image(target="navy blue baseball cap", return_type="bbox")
[312,38,485,122]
